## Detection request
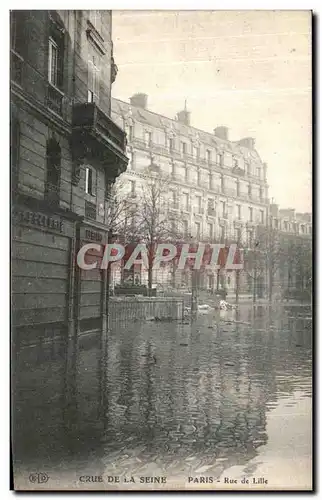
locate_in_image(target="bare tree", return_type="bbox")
[126,168,184,293]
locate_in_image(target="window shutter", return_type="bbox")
[91,168,97,197]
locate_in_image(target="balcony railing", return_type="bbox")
[131,137,146,149]
[47,83,64,116]
[225,187,237,197]
[10,50,23,86]
[210,185,222,194]
[85,200,97,220]
[72,102,127,152]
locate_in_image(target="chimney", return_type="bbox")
[238,137,255,149]
[129,93,148,109]
[214,126,229,141]
[176,100,190,126]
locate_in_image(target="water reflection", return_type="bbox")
[98,304,311,478]
[13,304,312,485]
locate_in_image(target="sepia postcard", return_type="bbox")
[11,9,312,491]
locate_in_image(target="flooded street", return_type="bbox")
[14,304,312,490]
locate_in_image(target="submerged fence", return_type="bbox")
[109,297,184,324]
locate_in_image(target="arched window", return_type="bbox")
[45,138,61,205]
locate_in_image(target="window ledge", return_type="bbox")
[86,20,106,55]
[48,81,65,97]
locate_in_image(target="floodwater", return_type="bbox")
[13,304,312,491]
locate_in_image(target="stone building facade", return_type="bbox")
[267,205,312,300]
[11,10,128,350]
[111,93,270,293]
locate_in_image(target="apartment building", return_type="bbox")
[111,93,270,292]
[11,10,128,347]
[267,204,312,299]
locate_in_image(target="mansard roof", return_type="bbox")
[111,97,263,163]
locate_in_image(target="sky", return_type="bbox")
[111,10,312,212]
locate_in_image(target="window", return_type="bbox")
[248,207,253,222]
[207,198,215,215]
[182,193,189,211]
[195,222,201,239]
[236,204,241,220]
[248,183,252,198]
[206,149,211,163]
[274,219,278,229]
[235,227,242,242]
[256,167,261,178]
[85,166,95,195]
[260,210,264,224]
[45,139,61,205]
[197,170,201,186]
[284,221,288,231]
[48,17,65,91]
[128,125,134,141]
[88,54,100,103]
[48,38,59,87]
[245,161,250,175]
[196,196,202,213]
[181,142,187,154]
[129,180,136,194]
[192,145,200,158]
[145,131,152,145]
[247,230,253,247]
[184,166,189,182]
[220,201,226,217]
[221,175,225,193]
[233,158,239,169]
[169,137,174,151]
[236,179,240,196]
[219,153,224,167]
[183,220,189,236]
[207,223,213,239]
[221,226,225,242]
[260,187,264,201]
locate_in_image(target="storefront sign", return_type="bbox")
[85,229,103,242]
[13,209,64,233]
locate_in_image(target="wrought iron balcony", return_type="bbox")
[47,83,64,116]
[73,102,127,151]
[11,50,24,86]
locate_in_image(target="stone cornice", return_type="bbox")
[11,83,71,137]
